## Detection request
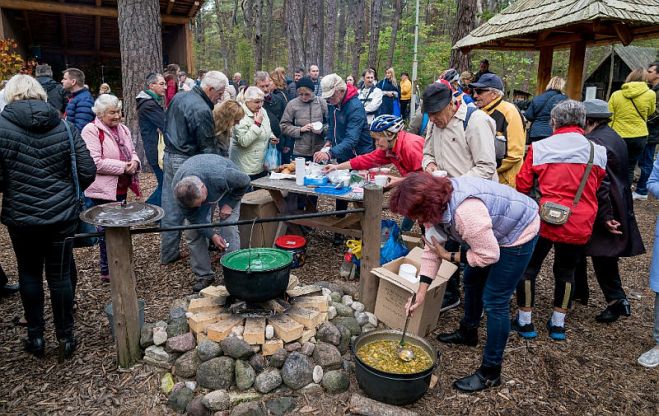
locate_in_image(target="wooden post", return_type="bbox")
[536,46,553,95]
[185,23,195,74]
[566,40,587,100]
[359,184,383,313]
[105,227,141,368]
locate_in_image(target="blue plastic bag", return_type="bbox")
[380,219,409,264]
[263,143,281,172]
[392,99,401,117]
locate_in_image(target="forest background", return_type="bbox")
[192,0,656,95]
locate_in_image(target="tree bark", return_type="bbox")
[367,0,383,69]
[351,0,365,77]
[264,0,274,67]
[449,0,477,72]
[117,0,162,164]
[386,0,403,68]
[337,0,347,74]
[305,0,323,70]
[253,0,264,70]
[323,0,337,74]
[285,0,305,72]
[214,0,231,73]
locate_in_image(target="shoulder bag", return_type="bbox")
[64,121,98,247]
[539,140,594,225]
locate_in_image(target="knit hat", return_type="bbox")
[296,76,315,93]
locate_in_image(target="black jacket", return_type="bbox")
[37,76,67,115]
[586,123,645,257]
[525,89,567,141]
[0,100,96,227]
[136,90,165,153]
[164,86,216,157]
[263,89,287,138]
[647,83,659,144]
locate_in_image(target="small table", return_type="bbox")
[250,176,364,239]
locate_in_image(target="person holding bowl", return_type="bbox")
[390,172,539,392]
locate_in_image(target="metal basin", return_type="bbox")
[80,201,164,227]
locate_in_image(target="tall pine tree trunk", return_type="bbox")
[449,0,477,72]
[386,0,403,68]
[117,0,162,164]
[264,0,274,67]
[285,0,305,71]
[305,0,323,69]
[367,0,383,70]
[214,0,230,73]
[351,0,365,77]
[323,0,337,74]
[337,0,347,74]
[252,0,264,70]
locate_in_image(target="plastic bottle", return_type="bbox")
[340,251,354,278]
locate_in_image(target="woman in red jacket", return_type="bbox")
[514,100,609,341]
[322,114,423,186]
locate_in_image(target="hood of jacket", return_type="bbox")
[1,99,61,133]
[342,84,359,106]
[621,81,650,99]
[36,76,60,93]
[136,90,163,109]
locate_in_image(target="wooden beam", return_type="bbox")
[95,16,101,51]
[45,47,121,58]
[96,0,102,6]
[188,1,200,17]
[0,0,191,25]
[613,23,633,46]
[184,22,195,74]
[359,185,383,313]
[566,40,587,100]
[536,46,553,95]
[166,0,175,15]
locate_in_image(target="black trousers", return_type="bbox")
[0,263,7,287]
[400,99,411,121]
[624,137,648,187]
[574,255,627,303]
[8,221,77,340]
[516,236,585,310]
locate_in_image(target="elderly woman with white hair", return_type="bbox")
[230,86,279,180]
[82,94,141,282]
[0,74,96,359]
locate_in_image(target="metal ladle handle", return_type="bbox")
[400,293,416,346]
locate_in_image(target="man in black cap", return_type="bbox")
[469,73,525,189]
[421,82,497,315]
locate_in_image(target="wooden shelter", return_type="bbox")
[0,0,202,94]
[454,0,659,99]
[584,44,657,100]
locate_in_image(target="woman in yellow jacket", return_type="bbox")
[609,68,656,186]
[400,72,412,121]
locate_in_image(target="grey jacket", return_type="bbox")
[280,96,328,157]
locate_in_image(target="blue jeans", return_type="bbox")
[160,152,191,265]
[461,236,538,368]
[143,132,164,206]
[635,142,657,195]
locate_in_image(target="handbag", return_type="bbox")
[539,140,594,225]
[64,121,99,248]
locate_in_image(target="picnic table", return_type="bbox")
[251,175,383,312]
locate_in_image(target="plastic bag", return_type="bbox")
[380,219,409,264]
[263,143,281,172]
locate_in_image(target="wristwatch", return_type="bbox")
[450,252,457,263]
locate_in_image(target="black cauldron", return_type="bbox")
[352,329,440,405]
[220,248,292,303]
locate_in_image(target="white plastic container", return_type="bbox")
[398,263,418,283]
[295,157,306,185]
[374,175,389,187]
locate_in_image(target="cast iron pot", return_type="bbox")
[352,329,440,406]
[220,248,292,303]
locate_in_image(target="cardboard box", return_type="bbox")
[373,247,457,337]
[239,189,279,248]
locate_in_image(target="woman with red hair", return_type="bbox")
[390,172,539,392]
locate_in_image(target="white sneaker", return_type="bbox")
[632,192,648,200]
[637,346,659,368]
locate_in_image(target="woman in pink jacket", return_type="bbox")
[82,94,141,282]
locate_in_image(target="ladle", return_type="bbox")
[397,293,416,362]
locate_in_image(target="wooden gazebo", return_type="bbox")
[0,0,202,94]
[454,0,659,99]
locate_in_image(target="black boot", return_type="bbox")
[58,336,77,362]
[23,336,45,358]
[437,323,478,346]
[454,365,501,392]
[595,299,631,323]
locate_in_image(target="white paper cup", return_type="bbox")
[432,170,448,178]
[311,121,323,132]
[374,175,389,187]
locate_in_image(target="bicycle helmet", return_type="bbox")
[442,69,460,84]
[370,114,404,136]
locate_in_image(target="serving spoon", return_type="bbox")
[398,293,416,362]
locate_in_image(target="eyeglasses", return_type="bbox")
[474,88,491,95]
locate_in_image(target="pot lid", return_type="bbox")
[79,201,164,227]
[275,235,306,249]
[221,248,292,272]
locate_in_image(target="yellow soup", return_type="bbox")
[356,340,433,374]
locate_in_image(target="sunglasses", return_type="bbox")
[474,88,491,95]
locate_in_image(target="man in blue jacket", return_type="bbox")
[61,68,95,132]
[315,74,374,245]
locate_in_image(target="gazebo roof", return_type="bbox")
[454,0,659,52]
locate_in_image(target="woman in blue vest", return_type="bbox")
[390,172,539,392]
